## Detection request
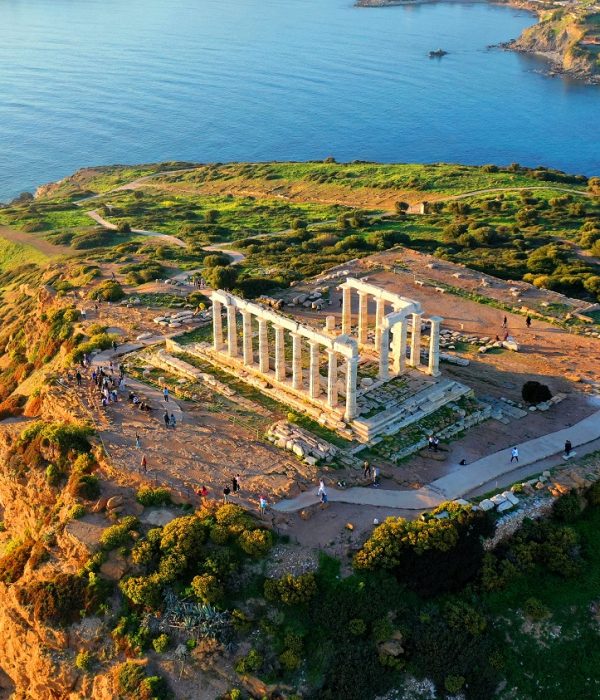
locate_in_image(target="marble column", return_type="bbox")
[358,292,369,344]
[326,349,338,408]
[291,333,303,390]
[258,318,269,373]
[378,327,390,381]
[226,304,238,357]
[344,356,359,421]
[309,341,321,399]
[374,298,385,351]
[274,326,286,382]
[341,286,352,336]
[212,299,223,351]
[409,312,422,368]
[241,311,253,366]
[392,318,407,375]
[428,316,442,377]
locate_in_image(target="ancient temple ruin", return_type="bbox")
[173,277,470,442]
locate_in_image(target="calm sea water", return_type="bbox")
[0,0,598,200]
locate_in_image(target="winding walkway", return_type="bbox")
[86,210,187,248]
[273,409,600,512]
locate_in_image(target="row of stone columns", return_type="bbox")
[213,300,358,420]
[339,286,441,379]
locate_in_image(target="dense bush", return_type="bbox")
[136,486,172,507]
[89,280,125,302]
[191,573,224,604]
[0,538,33,584]
[354,503,494,596]
[522,380,552,404]
[234,649,263,674]
[152,633,170,653]
[264,573,317,605]
[100,516,139,551]
[71,332,120,363]
[552,491,583,523]
[119,573,163,609]
[204,265,238,290]
[238,529,273,557]
[16,573,91,626]
[72,474,100,500]
[122,261,165,285]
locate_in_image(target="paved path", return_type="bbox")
[273,409,600,512]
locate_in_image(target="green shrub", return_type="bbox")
[552,491,583,523]
[69,504,86,520]
[74,650,93,672]
[523,597,550,621]
[152,633,170,653]
[0,538,34,584]
[264,573,317,605]
[279,649,301,671]
[72,474,100,500]
[45,463,62,486]
[117,661,146,695]
[89,280,125,302]
[586,480,600,507]
[136,486,172,507]
[119,573,163,609]
[238,529,273,557]
[348,618,367,636]
[445,675,465,693]
[160,515,206,559]
[100,516,139,551]
[191,573,224,605]
[16,573,89,626]
[209,524,230,545]
[139,675,170,700]
[234,649,263,674]
[38,422,93,454]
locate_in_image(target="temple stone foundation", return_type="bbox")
[186,279,470,443]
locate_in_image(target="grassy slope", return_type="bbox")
[0,237,48,271]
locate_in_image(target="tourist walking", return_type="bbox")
[525,315,532,328]
[432,435,439,452]
[232,474,240,495]
[372,465,380,487]
[259,496,267,515]
[510,446,519,463]
[76,370,82,387]
[223,485,231,503]
[363,460,370,479]
[317,479,326,497]
[163,387,169,402]
[197,485,208,504]
[169,413,177,428]
[135,432,141,449]
[163,411,170,428]
[502,315,507,328]
[140,454,147,474]
[428,435,435,450]
[564,439,572,457]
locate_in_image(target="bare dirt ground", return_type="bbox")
[0,224,73,257]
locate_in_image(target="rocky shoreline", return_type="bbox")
[356,0,600,85]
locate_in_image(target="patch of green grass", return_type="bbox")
[0,237,49,271]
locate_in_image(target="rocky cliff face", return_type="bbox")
[508,9,600,83]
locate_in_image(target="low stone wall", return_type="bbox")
[267,420,338,466]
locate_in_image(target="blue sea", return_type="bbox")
[0,0,598,200]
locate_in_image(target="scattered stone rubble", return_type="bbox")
[439,328,518,354]
[152,309,207,329]
[267,420,338,466]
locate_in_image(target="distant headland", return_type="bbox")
[356,0,600,84]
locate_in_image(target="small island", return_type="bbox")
[357,0,600,84]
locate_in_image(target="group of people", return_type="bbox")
[163,410,177,428]
[92,363,126,407]
[362,461,381,487]
[128,392,152,412]
[499,314,532,340]
[195,477,268,515]
[427,434,440,452]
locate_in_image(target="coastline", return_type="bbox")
[355,0,600,85]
